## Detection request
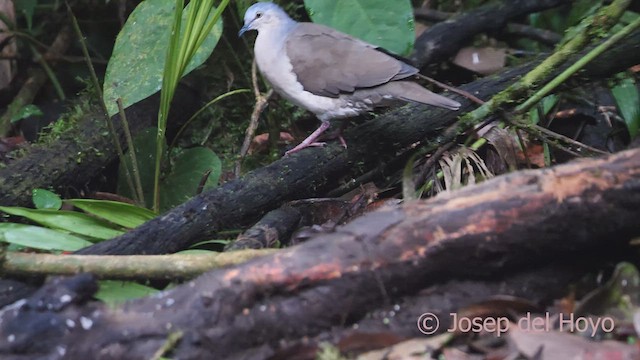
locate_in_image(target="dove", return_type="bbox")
[239,2,460,155]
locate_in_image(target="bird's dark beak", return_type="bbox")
[238,24,250,37]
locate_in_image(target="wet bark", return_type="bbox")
[0,148,638,359]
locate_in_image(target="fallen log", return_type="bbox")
[0,148,637,359]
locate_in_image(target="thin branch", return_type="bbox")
[514,121,608,157]
[235,57,273,177]
[417,73,486,105]
[2,249,277,280]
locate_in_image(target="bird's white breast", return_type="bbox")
[254,28,367,121]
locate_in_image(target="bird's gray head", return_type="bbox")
[238,2,294,37]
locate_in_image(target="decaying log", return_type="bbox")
[1,148,638,359]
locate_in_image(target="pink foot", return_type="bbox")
[285,141,326,155]
[338,134,347,149]
[285,121,330,156]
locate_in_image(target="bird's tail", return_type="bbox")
[380,81,461,110]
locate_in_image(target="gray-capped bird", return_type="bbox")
[239,2,461,155]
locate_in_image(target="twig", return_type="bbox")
[417,73,485,105]
[415,142,456,188]
[506,23,562,46]
[235,58,273,177]
[117,98,144,206]
[150,332,184,360]
[514,121,608,157]
[515,128,532,168]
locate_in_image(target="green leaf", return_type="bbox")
[32,189,62,210]
[95,281,158,306]
[15,0,37,30]
[103,0,224,116]
[190,239,230,248]
[66,199,156,229]
[160,147,221,210]
[10,104,43,123]
[611,75,640,139]
[528,95,558,125]
[117,128,220,211]
[0,206,124,240]
[0,223,93,251]
[303,0,414,56]
[620,11,640,25]
[567,0,602,28]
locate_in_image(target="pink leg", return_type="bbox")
[285,121,331,155]
[335,121,348,149]
[338,135,347,149]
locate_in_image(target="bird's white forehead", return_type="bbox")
[244,2,283,22]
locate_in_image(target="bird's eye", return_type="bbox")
[256,12,263,19]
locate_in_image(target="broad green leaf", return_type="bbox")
[0,206,123,240]
[103,0,224,116]
[117,128,220,211]
[611,75,640,139]
[95,281,158,306]
[160,147,222,210]
[11,104,43,123]
[32,189,62,210]
[0,223,92,251]
[303,0,414,56]
[66,199,156,228]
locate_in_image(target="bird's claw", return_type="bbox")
[285,142,326,156]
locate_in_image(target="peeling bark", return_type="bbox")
[0,148,638,359]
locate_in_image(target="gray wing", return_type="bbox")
[285,23,418,98]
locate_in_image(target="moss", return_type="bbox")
[37,100,96,145]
